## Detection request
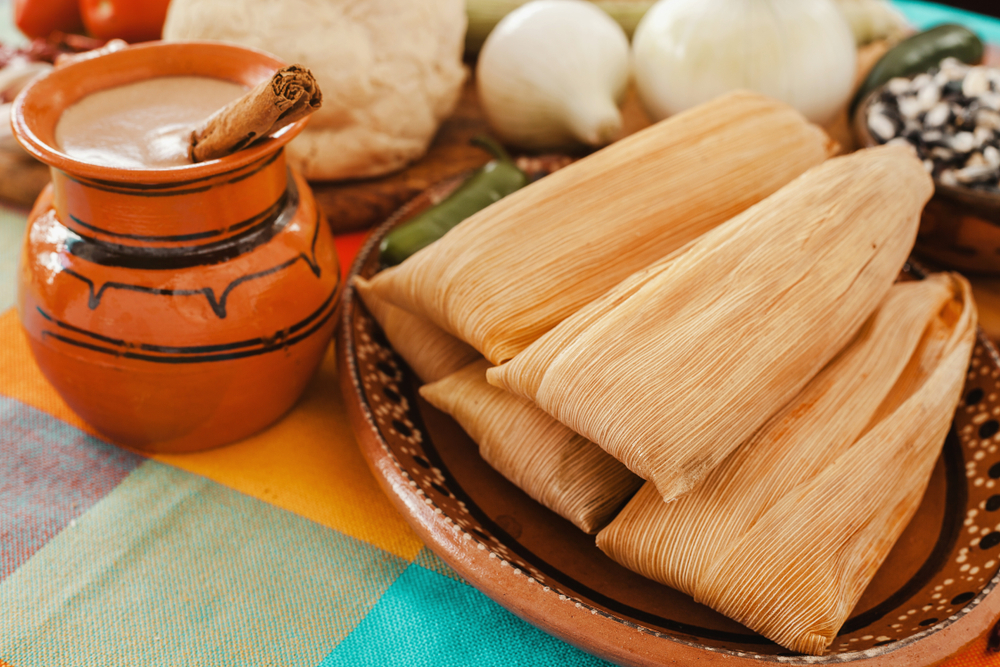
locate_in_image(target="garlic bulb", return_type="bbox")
[633,0,857,125]
[477,0,630,150]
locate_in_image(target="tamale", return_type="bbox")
[699,275,977,655]
[369,91,833,365]
[353,276,479,383]
[420,359,642,533]
[489,145,932,501]
[596,274,961,604]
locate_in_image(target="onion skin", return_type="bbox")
[477,0,630,151]
[633,0,857,125]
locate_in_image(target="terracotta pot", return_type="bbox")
[12,41,341,453]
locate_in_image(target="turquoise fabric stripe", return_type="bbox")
[0,460,408,666]
[319,563,612,667]
[894,1,1000,44]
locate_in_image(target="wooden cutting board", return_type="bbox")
[0,145,48,208]
[312,73,497,235]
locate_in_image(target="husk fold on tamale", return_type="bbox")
[353,276,479,384]
[369,91,832,365]
[699,275,977,655]
[489,145,933,501]
[596,276,959,597]
[420,359,642,533]
[595,274,973,656]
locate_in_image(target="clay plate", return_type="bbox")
[338,180,1000,666]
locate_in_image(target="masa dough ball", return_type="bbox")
[163,0,467,181]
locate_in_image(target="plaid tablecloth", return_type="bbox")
[3,2,1000,665]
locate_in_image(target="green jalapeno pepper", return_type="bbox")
[851,24,984,117]
[378,136,527,268]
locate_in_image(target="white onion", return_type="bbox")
[633,0,857,125]
[477,0,631,150]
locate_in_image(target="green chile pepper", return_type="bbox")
[851,24,984,117]
[379,136,527,268]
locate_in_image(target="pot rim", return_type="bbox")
[10,40,309,185]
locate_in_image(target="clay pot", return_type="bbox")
[12,42,341,453]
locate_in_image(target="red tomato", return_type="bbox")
[79,0,171,43]
[14,0,84,38]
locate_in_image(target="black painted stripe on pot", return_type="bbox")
[62,203,321,318]
[35,282,337,354]
[66,188,287,244]
[65,176,298,270]
[61,150,282,196]
[39,285,338,364]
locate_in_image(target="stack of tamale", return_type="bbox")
[356,275,642,533]
[363,90,833,533]
[698,275,975,655]
[362,89,978,656]
[353,275,645,531]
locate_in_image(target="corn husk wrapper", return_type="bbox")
[353,276,479,384]
[420,359,642,533]
[595,274,972,655]
[488,145,932,501]
[596,276,958,596]
[369,91,832,365]
[700,276,977,655]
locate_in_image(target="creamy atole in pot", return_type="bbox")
[55,76,246,168]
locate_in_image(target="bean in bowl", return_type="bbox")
[865,58,1000,190]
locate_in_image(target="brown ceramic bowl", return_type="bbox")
[339,181,1000,666]
[854,94,1000,275]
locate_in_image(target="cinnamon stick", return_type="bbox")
[189,64,322,163]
